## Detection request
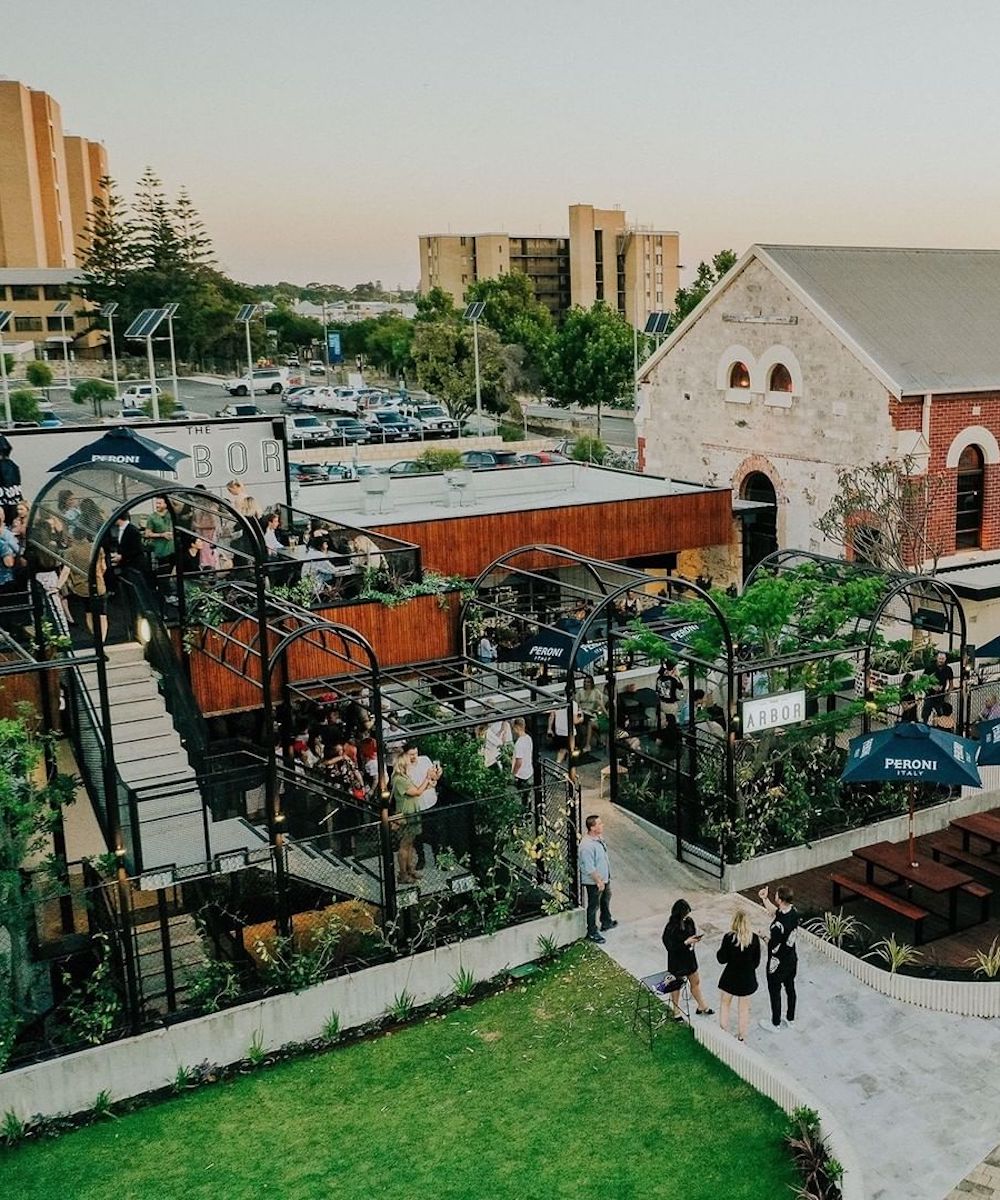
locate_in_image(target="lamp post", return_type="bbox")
[162,303,180,411]
[100,302,120,403]
[322,300,331,386]
[463,301,485,427]
[236,304,259,400]
[53,300,72,393]
[0,310,12,425]
[123,308,169,420]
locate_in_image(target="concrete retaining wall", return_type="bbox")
[0,909,584,1123]
[693,1020,865,1200]
[721,787,1000,892]
[801,927,1000,1017]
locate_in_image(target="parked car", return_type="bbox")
[169,404,210,421]
[216,402,262,419]
[289,461,330,484]
[308,359,326,375]
[516,450,570,465]
[325,416,369,444]
[383,459,426,475]
[282,386,336,411]
[39,415,64,428]
[283,385,315,408]
[364,409,422,442]
[399,402,459,438]
[223,366,289,396]
[285,413,331,444]
[285,355,301,368]
[105,409,151,424]
[120,383,163,408]
[460,449,522,468]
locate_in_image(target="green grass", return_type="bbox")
[2,945,797,1200]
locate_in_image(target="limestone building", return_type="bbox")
[419,204,679,327]
[636,245,1000,628]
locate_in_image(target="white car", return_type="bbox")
[223,366,289,396]
[308,359,326,375]
[285,413,331,443]
[399,402,459,438]
[119,383,163,407]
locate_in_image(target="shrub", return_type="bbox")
[142,390,175,419]
[8,389,39,423]
[571,434,606,464]
[416,447,464,472]
[25,361,53,388]
[71,378,115,417]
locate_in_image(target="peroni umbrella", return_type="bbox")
[49,427,189,474]
[975,717,1000,766]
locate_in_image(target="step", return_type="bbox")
[105,642,145,664]
[139,815,213,870]
[135,789,203,821]
[81,662,152,688]
[115,734,186,764]
[104,681,161,706]
[111,715,174,744]
[119,751,193,784]
[103,697,166,724]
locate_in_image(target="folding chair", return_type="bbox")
[631,969,690,1049]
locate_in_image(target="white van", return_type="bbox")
[224,367,289,396]
[120,383,163,408]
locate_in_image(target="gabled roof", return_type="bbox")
[638,244,1000,397]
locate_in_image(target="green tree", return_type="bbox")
[358,314,414,376]
[25,361,53,389]
[133,167,184,273]
[266,306,323,354]
[0,716,76,1068]
[672,249,738,322]
[545,302,635,435]
[1,355,12,378]
[77,176,137,308]
[8,390,40,423]
[465,273,553,389]
[411,319,506,419]
[416,447,464,472]
[415,287,459,324]
[571,434,607,464]
[71,378,116,418]
[143,390,176,419]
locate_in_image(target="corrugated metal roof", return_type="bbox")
[758,245,1000,395]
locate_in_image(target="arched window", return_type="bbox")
[768,363,793,393]
[956,445,985,549]
[729,361,751,389]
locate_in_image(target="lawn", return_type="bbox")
[2,945,797,1200]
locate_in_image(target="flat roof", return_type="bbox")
[0,268,82,285]
[938,557,1000,600]
[301,463,722,528]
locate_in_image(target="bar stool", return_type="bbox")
[631,969,690,1049]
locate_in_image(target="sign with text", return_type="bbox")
[327,330,343,363]
[741,689,806,734]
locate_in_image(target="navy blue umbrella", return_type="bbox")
[842,722,981,864]
[506,616,604,671]
[976,717,1000,766]
[49,427,189,474]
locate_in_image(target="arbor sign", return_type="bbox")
[741,689,806,733]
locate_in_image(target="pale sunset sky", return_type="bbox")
[5,0,1000,289]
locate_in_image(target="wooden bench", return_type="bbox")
[928,837,1000,879]
[830,872,930,944]
[960,881,993,922]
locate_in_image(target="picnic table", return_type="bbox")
[950,811,1000,855]
[852,840,975,933]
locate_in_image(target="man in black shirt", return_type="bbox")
[758,884,798,1030]
[921,652,954,723]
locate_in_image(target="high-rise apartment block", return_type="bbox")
[0,80,108,358]
[419,204,679,328]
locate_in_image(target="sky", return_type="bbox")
[5,1,1000,289]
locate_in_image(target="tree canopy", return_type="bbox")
[544,302,636,426]
[672,249,738,322]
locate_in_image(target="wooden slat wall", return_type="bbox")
[188,592,461,715]
[373,490,732,578]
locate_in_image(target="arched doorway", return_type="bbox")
[740,472,778,581]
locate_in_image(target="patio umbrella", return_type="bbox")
[506,617,604,672]
[841,722,981,865]
[975,717,1000,766]
[49,427,189,474]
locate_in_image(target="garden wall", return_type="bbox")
[0,909,583,1123]
[693,1020,865,1200]
[720,785,1000,893]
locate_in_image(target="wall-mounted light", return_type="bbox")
[137,617,152,645]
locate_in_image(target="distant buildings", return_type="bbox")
[419,204,680,328]
[0,80,108,358]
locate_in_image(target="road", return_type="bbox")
[522,401,636,447]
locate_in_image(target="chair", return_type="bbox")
[632,970,690,1049]
[599,763,628,799]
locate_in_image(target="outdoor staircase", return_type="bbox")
[75,641,208,872]
[227,818,383,903]
[131,909,210,1013]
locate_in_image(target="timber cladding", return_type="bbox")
[187,592,461,715]
[372,490,732,577]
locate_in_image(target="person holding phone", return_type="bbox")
[661,898,714,1021]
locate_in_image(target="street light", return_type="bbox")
[53,300,72,392]
[463,301,485,427]
[0,310,12,425]
[100,302,120,402]
[123,307,169,420]
[322,300,331,387]
[162,303,180,411]
[236,304,259,400]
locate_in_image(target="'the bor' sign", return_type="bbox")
[742,689,806,733]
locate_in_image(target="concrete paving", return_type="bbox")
[576,766,1000,1200]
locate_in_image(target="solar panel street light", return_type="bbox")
[124,307,170,419]
[51,301,73,391]
[235,304,261,401]
[162,304,181,415]
[0,309,12,425]
[100,304,120,400]
[463,302,486,424]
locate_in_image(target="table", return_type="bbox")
[619,687,658,729]
[950,812,1000,855]
[852,840,974,932]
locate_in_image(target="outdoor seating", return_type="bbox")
[928,836,1000,879]
[829,872,930,944]
[851,840,978,935]
[950,812,1000,855]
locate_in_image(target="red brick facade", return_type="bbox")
[889,393,1000,556]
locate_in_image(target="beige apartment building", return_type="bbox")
[419,204,679,327]
[0,80,108,358]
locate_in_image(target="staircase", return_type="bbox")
[75,641,208,873]
[131,909,211,1013]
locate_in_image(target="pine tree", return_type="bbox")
[77,176,138,305]
[133,166,183,273]
[172,188,215,272]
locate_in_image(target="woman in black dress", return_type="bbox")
[716,909,761,1041]
[661,898,713,1021]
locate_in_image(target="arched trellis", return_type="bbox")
[463,545,738,817]
[27,463,270,864]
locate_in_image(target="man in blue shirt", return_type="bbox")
[578,814,616,943]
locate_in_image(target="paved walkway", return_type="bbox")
[577,770,1000,1200]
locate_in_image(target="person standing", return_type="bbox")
[548,700,582,764]
[921,651,954,722]
[661,898,714,1022]
[758,884,799,1031]
[656,661,683,726]
[716,909,761,1042]
[511,717,534,796]
[578,814,616,943]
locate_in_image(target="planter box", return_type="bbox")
[0,908,583,1123]
[854,664,908,697]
